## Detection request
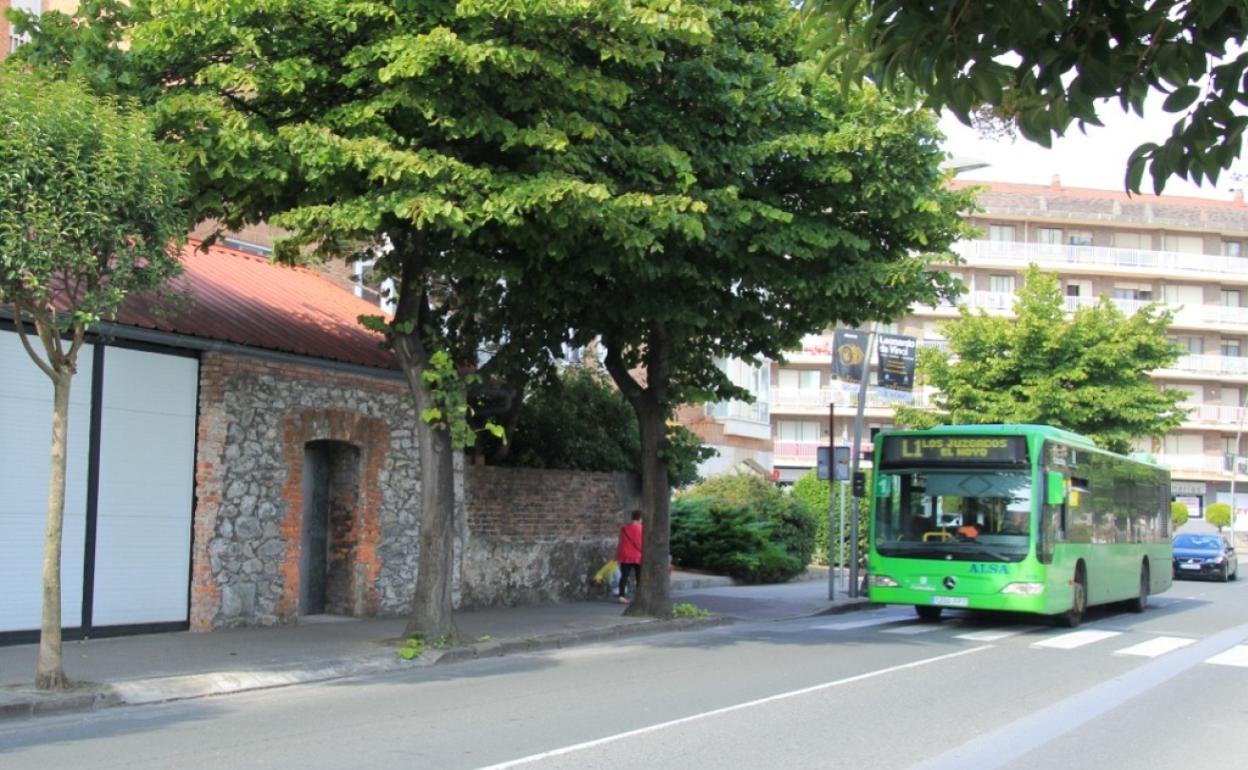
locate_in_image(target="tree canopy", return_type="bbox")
[527,0,973,615]
[15,0,971,622]
[0,65,188,689]
[894,265,1188,454]
[802,0,1248,194]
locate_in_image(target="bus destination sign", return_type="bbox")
[880,435,1028,468]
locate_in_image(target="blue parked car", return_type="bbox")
[1173,533,1239,582]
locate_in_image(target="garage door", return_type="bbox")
[0,329,197,636]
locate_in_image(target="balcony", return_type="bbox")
[1181,403,1248,428]
[953,239,1248,282]
[1155,354,1248,381]
[771,385,932,416]
[1159,453,1234,477]
[706,399,771,440]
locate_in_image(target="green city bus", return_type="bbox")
[867,424,1172,627]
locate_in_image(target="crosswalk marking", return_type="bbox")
[1113,636,1196,658]
[956,627,1033,642]
[1031,629,1121,650]
[881,624,943,635]
[1206,645,1248,668]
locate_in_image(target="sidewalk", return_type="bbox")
[0,568,871,721]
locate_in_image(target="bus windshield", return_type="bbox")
[875,470,1032,562]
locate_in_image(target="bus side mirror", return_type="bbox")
[1045,471,1066,506]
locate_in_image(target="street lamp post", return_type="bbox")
[1229,392,1247,547]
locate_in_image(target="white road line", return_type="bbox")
[472,645,993,770]
[1113,636,1196,658]
[882,624,944,635]
[1031,629,1122,650]
[956,627,1032,642]
[1206,644,1248,667]
[812,615,908,631]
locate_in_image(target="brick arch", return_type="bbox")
[276,409,390,620]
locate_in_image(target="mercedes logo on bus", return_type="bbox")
[942,576,957,590]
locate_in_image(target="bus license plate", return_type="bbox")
[932,596,969,607]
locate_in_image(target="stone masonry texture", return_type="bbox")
[192,351,640,629]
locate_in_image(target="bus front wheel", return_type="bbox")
[915,605,943,621]
[1056,567,1086,628]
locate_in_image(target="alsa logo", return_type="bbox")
[969,563,1009,575]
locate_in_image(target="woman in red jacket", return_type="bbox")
[615,510,643,603]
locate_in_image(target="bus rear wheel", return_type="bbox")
[1126,562,1149,613]
[1056,567,1086,628]
[915,605,943,621]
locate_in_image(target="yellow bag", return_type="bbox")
[593,559,619,585]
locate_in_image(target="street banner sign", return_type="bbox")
[832,329,868,382]
[877,333,917,390]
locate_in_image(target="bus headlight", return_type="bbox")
[1000,582,1045,595]
[869,575,899,588]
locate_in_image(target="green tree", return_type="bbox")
[495,365,710,488]
[536,2,971,616]
[0,68,188,690]
[791,468,869,568]
[19,0,729,641]
[895,266,1188,454]
[20,0,968,623]
[1171,500,1190,527]
[801,1,1248,193]
[1206,502,1232,531]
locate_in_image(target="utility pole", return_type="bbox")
[848,325,878,598]
[827,401,836,600]
[1229,391,1247,546]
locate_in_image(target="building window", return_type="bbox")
[1163,434,1204,456]
[776,420,820,443]
[990,274,1015,294]
[1065,280,1092,299]
[1170,335,1204,355]
[1164,234,1205,253]
[1224,240,1243,257]
[1163,284,1203,306]
[1224,387,1242,407]
[1113,283,1153,301]
[988,224,1016,242]
[1223,290,1241,307]
[1223,338,1242,358]
[1114,232,1150,249]
[1037,228,1063,245]
[1066,231,1093,246]
[778,369,821,390]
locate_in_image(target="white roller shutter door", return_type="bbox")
[0,330,92,632]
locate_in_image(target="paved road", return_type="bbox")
[3,576,1246,769]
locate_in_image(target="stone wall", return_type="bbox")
[191,351,641,629]
[460,466,641,608]
[192,352,420,630]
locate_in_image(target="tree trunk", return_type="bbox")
[626,396,674,617]
[399,369,459,638]
[36,371,71,690]
[603,330,674,618]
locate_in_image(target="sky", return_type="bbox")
[937,96,1242,202]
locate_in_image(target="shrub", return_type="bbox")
[670,496,806,583]
[1171,500,1189,527]
[790,469,871,567]
[1206,502,1232,530]
[680,473,819,566]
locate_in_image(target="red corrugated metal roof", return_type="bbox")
[116,240,397,370]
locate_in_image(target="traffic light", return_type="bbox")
[852,471,866,498]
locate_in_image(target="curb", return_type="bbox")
[0,615,733,722]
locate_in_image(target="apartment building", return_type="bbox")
[700,179,1248,519]
[1,1,77,59]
